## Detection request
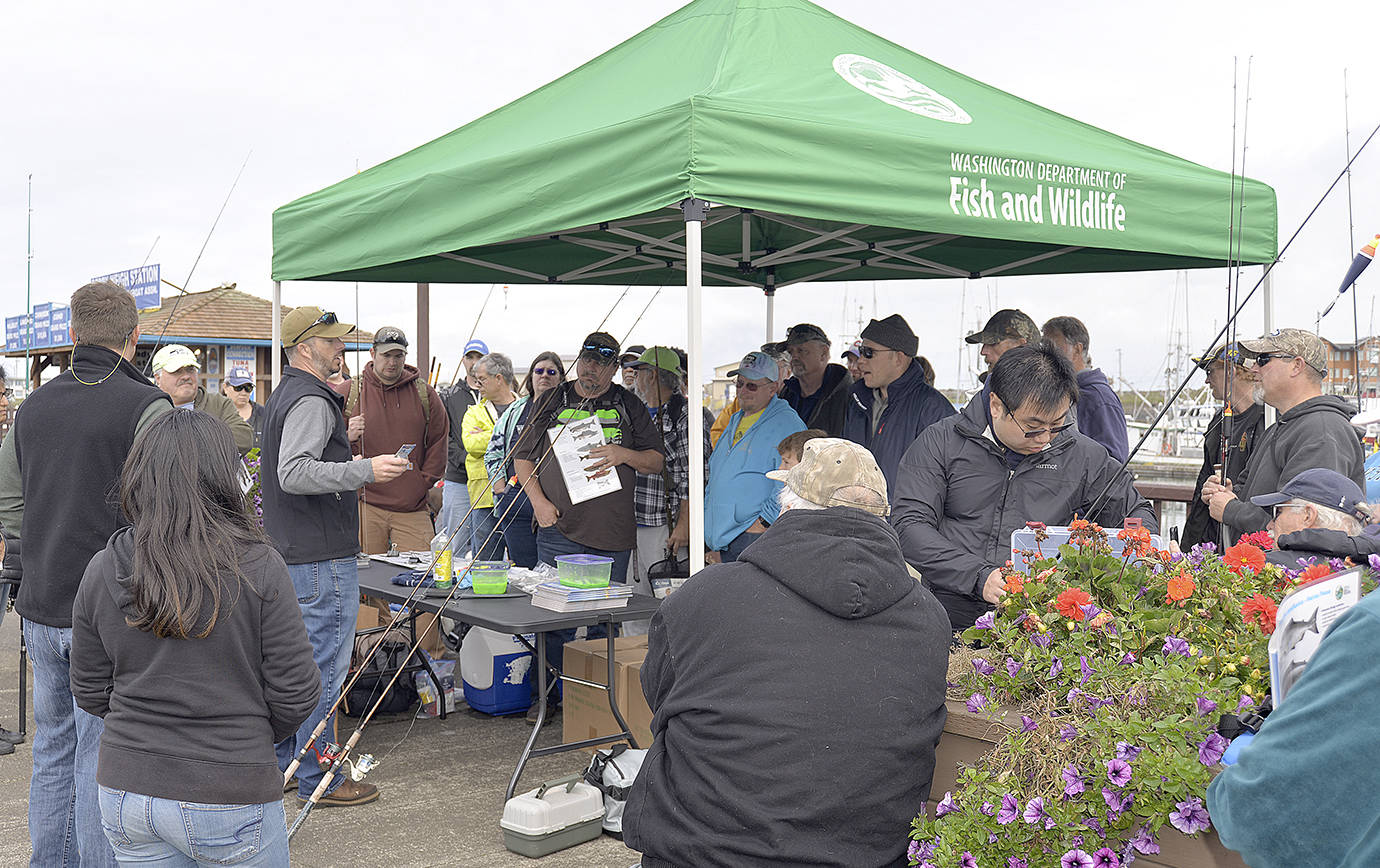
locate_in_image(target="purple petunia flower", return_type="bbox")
[1119,651,1135,666]
[974,611,995,629]
[1330,557,1347,573]
[1106,758,1133,787]
[1102,787,1133,814]
[1061,849,1094,868]
[1020,715,1038,733]
[1061,765,1085,798]
[980,800,995,816]
[960,852,977,868]
[1007,860,1028,868]
[1007,658,1023,677]
[1092,848,1120,868]
[1115,742,1142,762]
[1066,687,1083,706]
[1129,825,1160,855]
[1195,695,1218,717]
[966,693,988,713]
[936,792,956,817]
[911,838,936,860]
[1169,797,1211,834]
[1031,631,1052,648]
[1079,656,1094,684]
[1049,657,1064,677]
[973,658,996,677]
[1084,816,1104,836]
[907,840,922,860]
[996,793,1020,825]
[1162,635,1191,657]
[1060,723,1079,741]
[1369,553,1380,573]
[1023,796,1046,824]
[1197,732,1229,766]
[1080,603,1101,621]
[1237,694,1255,712]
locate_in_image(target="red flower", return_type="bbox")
[1117,526,1154,559]
[1242,594,1278,634]
[1223,542,1267,576]
[1055,588,1093,621]
[1166,572,1196,604]
[1296,563,1333,586]
[1239,531,1275,552]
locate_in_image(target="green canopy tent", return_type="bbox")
[271,0,1278,571]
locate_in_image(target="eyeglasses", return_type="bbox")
[1271,503,1305,519]
[289,311,338,346]
[532,367,561,377]
[231,383,253,393]
[735,379,767,392]
[1006,411,1074,439]
[858,345,896,360]
[1253,353,1293,368]
[582,344,617,360]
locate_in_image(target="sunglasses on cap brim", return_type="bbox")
[289,311,339,345]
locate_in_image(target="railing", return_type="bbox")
[1134,481,1198,522]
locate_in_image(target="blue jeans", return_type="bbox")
[496,487,537,568]
[440,480,473,556]
[534,526,629,701]
[274,558,357,800]
[98,787,288,866]
[25,619,118,867]
[470,507,506,562]
[721,528,764,563]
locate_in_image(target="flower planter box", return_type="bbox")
[932,700,1247,868]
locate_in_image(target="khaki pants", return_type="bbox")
[359,501,445,656]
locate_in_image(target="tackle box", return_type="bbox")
[500,775,605,857]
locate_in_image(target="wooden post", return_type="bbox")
[417,283,430,376]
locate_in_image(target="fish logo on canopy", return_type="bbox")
[833,53,972,124]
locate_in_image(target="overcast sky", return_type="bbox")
[4,0,1379,392]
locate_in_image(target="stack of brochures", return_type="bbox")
[530,581,633,612]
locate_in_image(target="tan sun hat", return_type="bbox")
[766,437,889,517]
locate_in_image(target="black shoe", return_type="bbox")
[525,702,561,725]
[0,726,21,746]
[0,739,13,756]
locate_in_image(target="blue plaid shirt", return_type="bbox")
[634,395,708,527]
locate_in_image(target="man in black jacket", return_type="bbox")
[775,323,853,437]
[0,281,172,866]
[625,439,949,868]
[1205,329,1365,542]
[892,346,1156,631]
[1248,468,1379,568]
[1181,344,1264,550]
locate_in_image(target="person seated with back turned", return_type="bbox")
[1247,468,1380,568]
[624,438,950,868]
[1204,328,1365,542]
[71,410,320,866]
[892,345,1156,632]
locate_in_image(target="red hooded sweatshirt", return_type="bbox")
[346,362,449,513]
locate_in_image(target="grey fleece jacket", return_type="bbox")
[278,395,374,495]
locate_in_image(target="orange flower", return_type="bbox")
[1003,574,1026,594]
[1165,572,1196,604]
[1241,594,1278,634]
[1296,563,1333,586]
[1223,542,1267,576]
[1117,525,1154,559]
[1055,587,1093,621]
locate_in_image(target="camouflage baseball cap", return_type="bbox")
[1239,328,1328,375]
[766,437,889,517]
[965,309,1041,346]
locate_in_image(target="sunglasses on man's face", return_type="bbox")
[858,345,895,360]
[1253,353,1294,368]
[289,311,338,345]
[532,367,561,377]
[735,378,767,392]
[231,383,253,393]
[582,344,617,360]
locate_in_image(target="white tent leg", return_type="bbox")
[765,288,775,343]
[684,199,708,575]
[272,280,282,388]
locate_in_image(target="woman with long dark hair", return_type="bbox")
[484,351,566,567]
[71,410,320,866]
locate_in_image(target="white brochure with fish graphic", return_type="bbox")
[549,415,622,505]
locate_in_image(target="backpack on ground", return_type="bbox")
[582,743,647,838]
[344,627,419,717]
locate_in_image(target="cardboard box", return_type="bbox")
[562,635,653,749]
[356,602,381,632]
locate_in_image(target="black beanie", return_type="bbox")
[860,314,918,356]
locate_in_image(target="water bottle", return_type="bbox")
[430,531,453,589]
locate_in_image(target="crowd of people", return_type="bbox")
[3,278,1378,866]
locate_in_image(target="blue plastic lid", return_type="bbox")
[555,554,614,566]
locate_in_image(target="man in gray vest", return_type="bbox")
[262,306,407,809]
[0,281,172,866]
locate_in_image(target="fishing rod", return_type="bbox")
[1344,69,1361,406]
[1219,59,1241,550]
[141,150,252,374]
[593,285,634,335]
[288,386,600,839]
[1086,111,1380,525]
[621,286,663,346]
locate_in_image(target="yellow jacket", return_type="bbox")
[462,398,501,508]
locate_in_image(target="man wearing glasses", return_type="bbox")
[221,366,265,448]
[705,351,806,563]
[1203,328,1365,543]
[150,344,254,454]
[842,314,956,494]
[261,306,408,808]
[892,345,1155,631]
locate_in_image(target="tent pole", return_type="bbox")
[683,199,708,576]
[272,280,282,389]
[417,283,430,377]
[764,286,775,343]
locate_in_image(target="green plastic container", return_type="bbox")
[470,560,510,595]
[555,554,613,589]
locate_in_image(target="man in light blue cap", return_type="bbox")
[705,350,805,562]
[440,338,491,555]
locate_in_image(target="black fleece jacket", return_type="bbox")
[625,507,950,868]
[70,528,320,805]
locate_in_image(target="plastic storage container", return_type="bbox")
[556,554,613,589]
[500,775,605,858]
[470,560,510,595]
[459,627,533,715]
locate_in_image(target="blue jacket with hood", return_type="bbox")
[705,396,804,550]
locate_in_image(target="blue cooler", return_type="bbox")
[459,627,534,715]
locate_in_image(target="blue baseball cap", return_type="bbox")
[728,351,781,383]
[225,366,253,387]
[1250,468,1366,516]
[464,339,489,356]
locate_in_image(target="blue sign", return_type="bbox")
[49,306,70,346]
[91,264,161,311]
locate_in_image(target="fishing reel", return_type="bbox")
[347,753,379,782]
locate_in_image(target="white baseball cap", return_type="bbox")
[151,344,200,375]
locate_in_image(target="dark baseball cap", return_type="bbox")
[579,331,620,363]
[965,309,1040,346]
[619,344,648,366]
[1249,468,1366,515]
